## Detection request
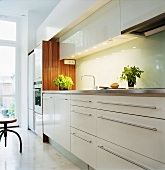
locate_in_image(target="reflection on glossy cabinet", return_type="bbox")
[97,138,145,170]
[120,0,165,31]
[54,94,71,151]
[71,128,97,169]
[36,13,52,45]
[34,43,42,81]
[35,113,43,138]
[43,94,55,140]
[60,0,120,59]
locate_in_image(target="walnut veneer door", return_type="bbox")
[42,41,76,90]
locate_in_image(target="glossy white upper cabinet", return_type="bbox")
[60,0,120,60]
[120,0,165,31]
[34,43,42,81]
[36,14,52,45]
[36,0,99,45]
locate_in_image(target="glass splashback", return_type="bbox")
[76,31,165,89]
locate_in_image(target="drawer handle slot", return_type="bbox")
[71,133,92,143]
[98,116,157,131]
[98,145,150,170]
[43,97,53,99]
[72,99,92,103]
[97,101,156,109]
[72,110,92,116]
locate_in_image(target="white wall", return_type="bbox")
[17,14,28,128]
[76,31,165,89]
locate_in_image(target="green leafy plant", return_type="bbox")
[120,66,144,87]
[53,74,74,90]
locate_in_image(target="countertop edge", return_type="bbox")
[42,89,165,97]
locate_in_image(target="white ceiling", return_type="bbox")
[0,0,60,19]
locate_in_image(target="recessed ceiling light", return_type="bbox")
[71,55,75,58]
[78,53,81,55]
[112,53,115,55]
[133,46,136,49]
[121,50,125,52]
[93,46,97,49]
[103,42,108,45]
[85,50,88,52]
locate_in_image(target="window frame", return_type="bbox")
[0,17,18,119]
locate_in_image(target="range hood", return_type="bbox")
[121,13,165,37]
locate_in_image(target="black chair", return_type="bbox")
[0,118,22,153]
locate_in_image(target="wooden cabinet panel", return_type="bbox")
[42,41,76,90]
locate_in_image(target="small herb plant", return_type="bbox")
[120,66,144,87]
[53,74,74,90]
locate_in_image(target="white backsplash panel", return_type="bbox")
[76,31,165,90]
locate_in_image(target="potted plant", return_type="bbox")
[53,74,74,90]
[120,66,144,88]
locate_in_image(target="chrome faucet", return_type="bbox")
[81,75,96,90]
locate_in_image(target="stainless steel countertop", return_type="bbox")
[42,88,165,97]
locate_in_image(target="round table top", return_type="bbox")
[0,118,17,124]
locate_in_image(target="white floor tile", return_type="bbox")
[0,128,80,170]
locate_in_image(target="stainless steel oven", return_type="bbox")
[34,81,42,114]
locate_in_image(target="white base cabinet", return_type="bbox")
[97,138,165,170]
[43,93,71,151]
[43,93,165,170]
[35,113,43,138]
[71,128,97,169]
[54,94,71,151]
[43,94,55,140]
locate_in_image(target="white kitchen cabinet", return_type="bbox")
[28,52,35,131]
[43,94,55,140]
[71,105,97,135]
[71,127,97,169]
[96,95,165,165]
[71,94,97,135]
[36,0,100,46]
[97,96,165,119]
[97,138,165,170]
[54,94,71,151]
[60,0,121,59]
[97,138,144,170]
[97,109,165,164]
[35,112,43,138]
[120,0,165,31]
[70,94,97,168]
[34,43,42,81]
[36,13,52,45]
[71,94,97,108]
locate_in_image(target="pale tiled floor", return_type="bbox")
[0,128,81,170]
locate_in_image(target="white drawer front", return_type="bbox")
[71,127,96,169]
[97,96,165,119]
[97,138,165,170]
[71,95,96,108]
[55,124,70,151]
[97,110,165,164]
[71,105,97,135]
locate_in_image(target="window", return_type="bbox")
[0,19,17,119]
[0,20,16,41]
